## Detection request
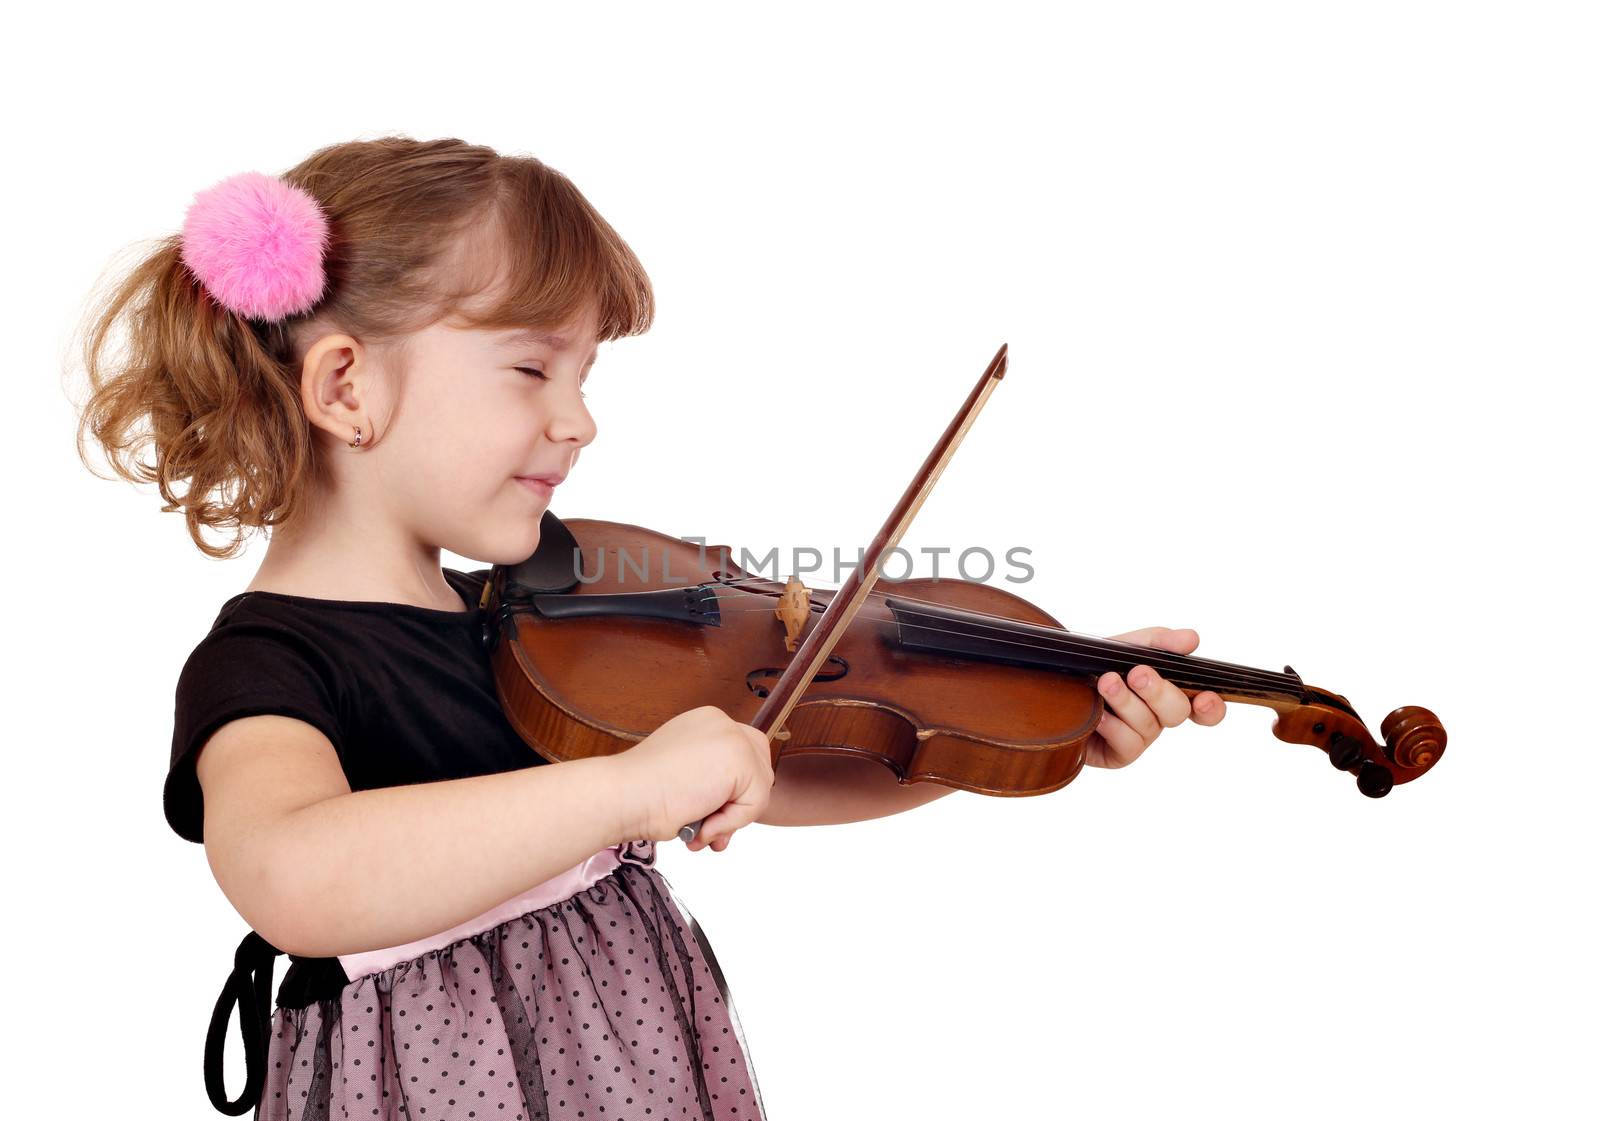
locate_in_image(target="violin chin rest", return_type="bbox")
[506,509,583,593]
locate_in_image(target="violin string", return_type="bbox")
[686,585,1297,697]
[506,592,1285,699]
[704,576,1214,664]
[509,576,1298,697]
[891,612,1291,697]
[696,576,1297,692]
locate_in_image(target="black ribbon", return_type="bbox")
[203,929,282,1115]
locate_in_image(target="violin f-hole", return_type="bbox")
[747,656,849,698]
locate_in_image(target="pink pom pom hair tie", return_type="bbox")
[179,171,329,321]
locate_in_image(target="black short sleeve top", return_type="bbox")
[166,567,553,846]
[166,567,559,1050]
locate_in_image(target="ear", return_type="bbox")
[299,333,373,446]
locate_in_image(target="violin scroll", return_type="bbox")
[1381,706,1447,770]
[1269,686,1447,798]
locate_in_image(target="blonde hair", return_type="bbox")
[71,135,654,558]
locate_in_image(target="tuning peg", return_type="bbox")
[1356,761,1394,798]
[1327,732,1363,771]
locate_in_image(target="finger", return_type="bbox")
[1110,626,1199,654]
[692,790,761,850]
[686,807,729,849]
[688,829,726,852]
[1098,670,1160,743]
[1190,691,1227,726]
[1094,708,1149,767]
[692,810,738,849]
[1126,664,1191,729]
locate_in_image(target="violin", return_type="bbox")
[478,345,1446,832]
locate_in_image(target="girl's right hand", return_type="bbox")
[617,706,775,851]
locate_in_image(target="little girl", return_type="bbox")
[73,135,1223,1121]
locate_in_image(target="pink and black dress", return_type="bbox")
[165,568,766,1121]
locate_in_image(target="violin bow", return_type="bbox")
[679,343,1010,843]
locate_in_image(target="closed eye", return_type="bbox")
[517,366,590,399]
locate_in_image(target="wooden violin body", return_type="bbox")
[483,512,1447,800]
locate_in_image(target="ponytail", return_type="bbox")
[73,235,315,559]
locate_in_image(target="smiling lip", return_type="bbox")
[514,473,564,498]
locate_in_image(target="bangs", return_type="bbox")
[436,158,655,344]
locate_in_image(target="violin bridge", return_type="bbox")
[774,575,812,653]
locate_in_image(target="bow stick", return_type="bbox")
[679,342,1010,843]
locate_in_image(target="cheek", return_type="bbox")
[436,393,512,454]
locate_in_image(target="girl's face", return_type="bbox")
[370,301,600,566]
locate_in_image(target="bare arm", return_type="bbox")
[755,753,956,826]
[197,714,632,958]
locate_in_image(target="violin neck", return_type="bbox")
[883,595,1305,705]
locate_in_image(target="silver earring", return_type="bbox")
[349,425,363,449]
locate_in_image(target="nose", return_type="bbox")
[546,379,597,448]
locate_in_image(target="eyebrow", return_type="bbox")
[500,328,573,349]
[498,327,600,362]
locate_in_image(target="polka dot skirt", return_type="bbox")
[256,842,764,1121]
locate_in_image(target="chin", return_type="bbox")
[487,522,544,567]
[448,503,545,568]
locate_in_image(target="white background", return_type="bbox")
[10,2,1597,1118]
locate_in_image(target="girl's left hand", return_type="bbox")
[1084,626,1227,769]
